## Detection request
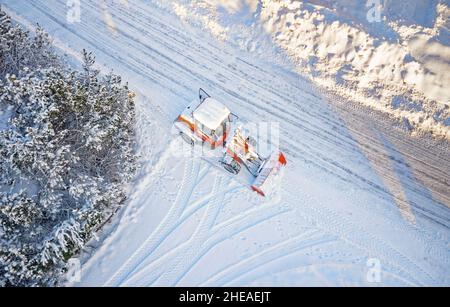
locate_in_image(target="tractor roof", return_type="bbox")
[193,98,230,130]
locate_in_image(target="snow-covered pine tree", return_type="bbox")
[0,8,136,286]
[0,8,58,80]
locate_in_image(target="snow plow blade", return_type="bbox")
[251,152,287,197]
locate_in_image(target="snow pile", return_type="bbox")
[161,0,450,139]
[172,1,229,41]
[258,0,450,138]
[156,0,279,56]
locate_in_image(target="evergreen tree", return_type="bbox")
[0,7,136,286]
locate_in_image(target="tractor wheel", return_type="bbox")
[222,160,241,175]
[180,132,194,146]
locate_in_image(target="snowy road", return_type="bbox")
[3,0,449,286]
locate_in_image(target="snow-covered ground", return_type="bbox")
[2,0,449,286]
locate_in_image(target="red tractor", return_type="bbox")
[173,89,286,196]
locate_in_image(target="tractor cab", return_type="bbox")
[174,89,235,148]
[193,97,231,144]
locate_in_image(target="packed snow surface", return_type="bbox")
[2,0,449,286]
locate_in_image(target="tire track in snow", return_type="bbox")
[121,175,241,286]
[153,172,227,286]
[199,229,335,286]
[281,181,438,286]
[125,196,290,286]
[104,156,200,286]
[166,204,292,286]
[221,237,337,286]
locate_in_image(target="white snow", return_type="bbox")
[0,106,12,131]
[1,0,449,286]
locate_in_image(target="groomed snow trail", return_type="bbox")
[3,0,449,286]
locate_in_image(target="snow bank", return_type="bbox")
[160,0,450,139]
[258,0,450,138]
